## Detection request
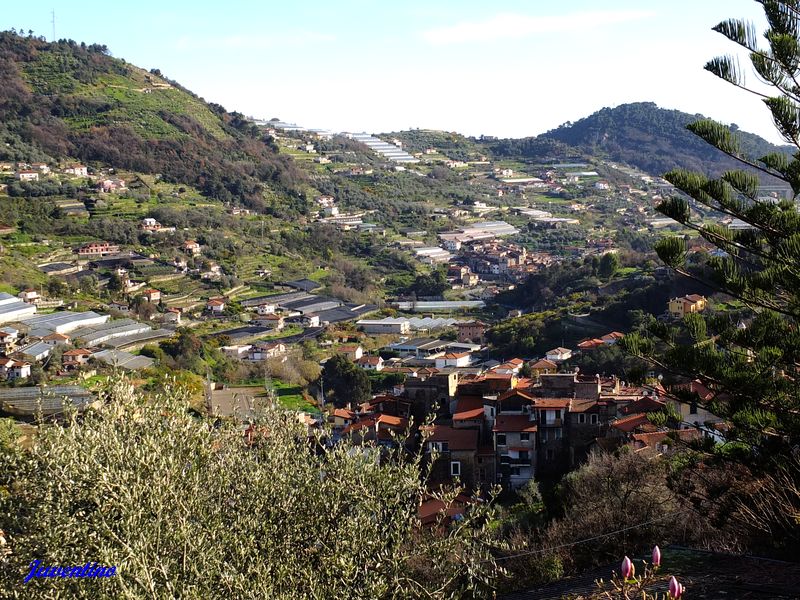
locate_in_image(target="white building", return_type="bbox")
[545,347,573,362]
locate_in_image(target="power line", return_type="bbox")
[487,511,679,564]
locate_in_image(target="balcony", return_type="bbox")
[500,455,533,466]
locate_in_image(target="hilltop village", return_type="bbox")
[0,117,741,504]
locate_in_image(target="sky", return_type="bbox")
[0,0,784,142]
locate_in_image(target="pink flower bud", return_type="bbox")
[621,556,633,579]
[652,545,661,567]
[669,576,684,599]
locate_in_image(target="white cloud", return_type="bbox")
[422,10,657,45]
[174,31,335,51]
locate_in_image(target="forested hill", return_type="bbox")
[0,31,304,211]
[532,102,793,177]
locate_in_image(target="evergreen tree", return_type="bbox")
[622,0,800,553]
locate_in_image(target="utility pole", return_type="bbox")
[51,9,56,42]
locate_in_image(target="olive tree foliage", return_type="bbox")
[0,378,502,599]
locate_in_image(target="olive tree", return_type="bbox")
[0,378,501,598]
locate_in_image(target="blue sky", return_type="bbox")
[1,0,781,141]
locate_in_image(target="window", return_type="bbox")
[429,441,449,452]
[690,402,698,415]
[578,414,586,424]
[510,467,521,476]
[546,449,555,461]
[496,434,507,446]
[554,428,562,439]
[450,461,461,477]
[519,451,529,460]
[520,433,529,442]
[590,414,598,425]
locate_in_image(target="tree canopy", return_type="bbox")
[0,378,500,598]
[622,0,800,554]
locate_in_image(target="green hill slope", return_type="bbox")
[538,101,792,177]
[0,31,303,210]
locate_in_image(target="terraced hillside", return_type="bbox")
[0,32,303,211]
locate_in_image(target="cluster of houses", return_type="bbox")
[326,359,721,492]
[4,161,130,194]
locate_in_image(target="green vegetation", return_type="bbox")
[622,1,800,557]
[540,101,793,177]
[0,378,501,598]
[0,32,304,212]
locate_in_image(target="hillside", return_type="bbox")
[534,102,793,177]
[0,32,303,211]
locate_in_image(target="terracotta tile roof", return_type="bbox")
[333,408,355,420]
[530,359,557,370]
[493,415,538,433]
[418,493,471,526]
[62,348,92,357]
[453,397,485,421]
[620,396,666,415]
[569,398,599,413]
[611,413,651,432]
[376,414,408,429]
[578,338,604,349]
[483,373,514,380]
[357,356,382,365]
[632,429,701,448]
[442,352,470,359]
[424,424,479,451]
[547,347,571,354]
[533,397,572,409]
[42,332,69,340]
[338,344,361,352]
[499,388,534,402]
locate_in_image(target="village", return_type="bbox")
[0,128,731,497]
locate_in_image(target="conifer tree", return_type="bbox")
[622,3,800,549]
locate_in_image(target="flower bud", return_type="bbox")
[669,575,684,599]
[652,545,661,567]
[621,556,633,579]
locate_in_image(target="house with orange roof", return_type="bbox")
[610,413,656,436]
[668,294,707,318]
[529,358,557,376]
[41,332,70,346]
[337,344,363,361]
[62,348,93,370]
[341,413,409,447]
[332,407,356,429]
[545,347,572,362]
[493,358,524,375]
[423,424,484,488]
[630,429,701,454]
[601,331,625,345]
[356,355,384,371]
[577,338,605,351]
[452,397,486,430]
[141,289,161,303]
[206,298,227,314]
